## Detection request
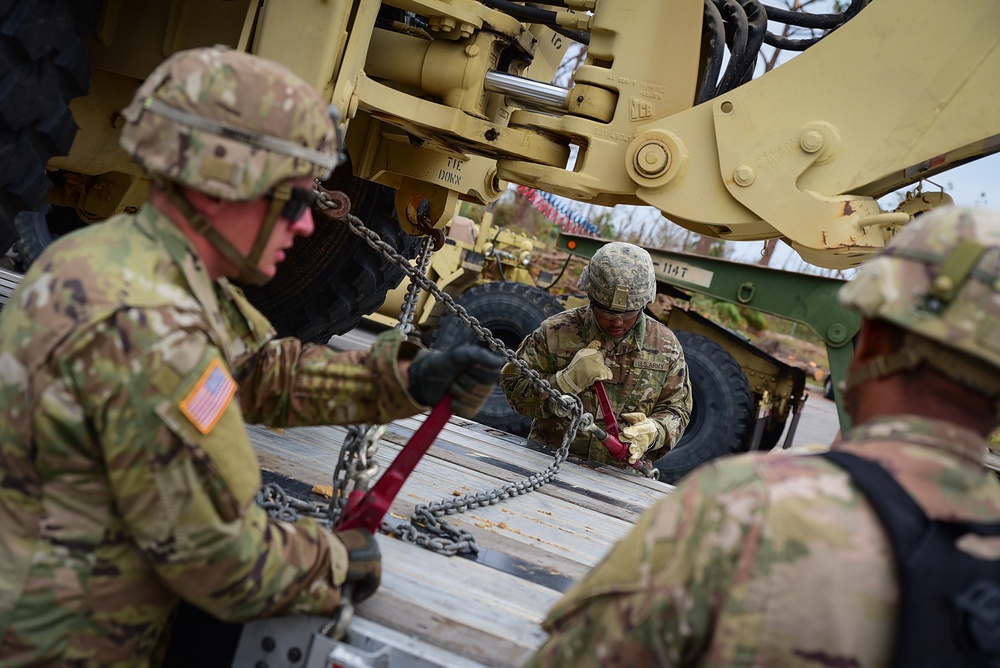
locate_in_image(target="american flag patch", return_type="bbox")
[180,360,237,434]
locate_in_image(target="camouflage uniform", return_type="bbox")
[499,306,691,466]
[526,416,1000,667]
[0,44,426,666]
[0,204,425,666]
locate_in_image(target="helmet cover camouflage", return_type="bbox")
[120,46,342,201]
[578,242,657,311]
[839,206,1000,374]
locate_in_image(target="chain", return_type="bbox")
[256,424,383,528]
[396,235,435,335]
[257,482,328,524]
[329,424,384,521]
[256,190,590,556]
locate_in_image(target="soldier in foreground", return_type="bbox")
[0,47,502,665]
[500,242,691,470]
[526,206,1000,667]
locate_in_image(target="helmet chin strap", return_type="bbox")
[844,331,1000,406]
[158,180,284,286]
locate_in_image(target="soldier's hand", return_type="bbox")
[334,528,382,603]
[409,346,504,417]
[554,340,613,394]
[620,412,661,464]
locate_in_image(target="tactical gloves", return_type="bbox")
[334,528,382,603]
[554,341,613,394]
[409,346,504,417]
[620,412,662,464]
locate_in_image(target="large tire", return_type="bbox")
[0,0,98,254]
[654,330,754,484]
[433,282,563,436]
[239,168,422,343]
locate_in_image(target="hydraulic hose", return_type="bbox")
[736,0,767,86]
[696,0,726,104]
[481,0,590,44]
[713,0,750,96]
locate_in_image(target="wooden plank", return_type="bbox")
[250,422,668,570]
[358,537,558,667]
[248,415,674,665]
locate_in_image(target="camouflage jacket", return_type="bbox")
[499,307,691,466]
[0,204,424,667]
[526,415,1000,667]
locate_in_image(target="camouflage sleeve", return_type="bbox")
[499,327,560,419]
[525,461,767,667]
[235,329,425,427]
[69,312,350,621]
[649,343,692,454]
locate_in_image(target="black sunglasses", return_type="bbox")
[266,186,318,222]
[590,301,641,322]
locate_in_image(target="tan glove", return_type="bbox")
[620,412,661,464]
[554,340,613,394]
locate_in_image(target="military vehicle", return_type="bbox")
[1,0,998,664]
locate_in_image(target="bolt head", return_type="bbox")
[635,143,668,177]
[733,165,756,187]
[801,130,824,153]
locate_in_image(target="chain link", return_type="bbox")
[256,190,592,556]
[396,236,435,335]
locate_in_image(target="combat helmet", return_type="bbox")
[578,242,657,311]
[838,206,1000,398]
[119,46,343,284]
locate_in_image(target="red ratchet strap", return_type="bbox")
[593,380,656,478]
[335,398,453,533]
[593,380,620,440]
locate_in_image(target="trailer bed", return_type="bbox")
[247,415,670,666]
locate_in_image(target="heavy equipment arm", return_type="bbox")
[319,0,1000,268]
[6,0,999,339]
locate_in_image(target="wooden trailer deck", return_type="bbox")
[247,414,672,666]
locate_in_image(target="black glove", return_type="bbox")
[334,528,381,603]
[409,346,504,417]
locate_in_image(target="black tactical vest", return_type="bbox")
[820,450,1000,668]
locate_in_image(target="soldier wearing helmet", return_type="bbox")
[526,206,1000,668]
[500,241,691,469]
[0,46,501,665]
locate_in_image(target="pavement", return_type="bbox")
[783,387,842,449]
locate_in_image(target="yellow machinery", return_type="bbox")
[3,0,999,341]
[3,0,997,469]
[368,210,542,335]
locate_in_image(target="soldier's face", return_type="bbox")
[592,304,640,339]
[214,178,316,280]
[253,179,317,278]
